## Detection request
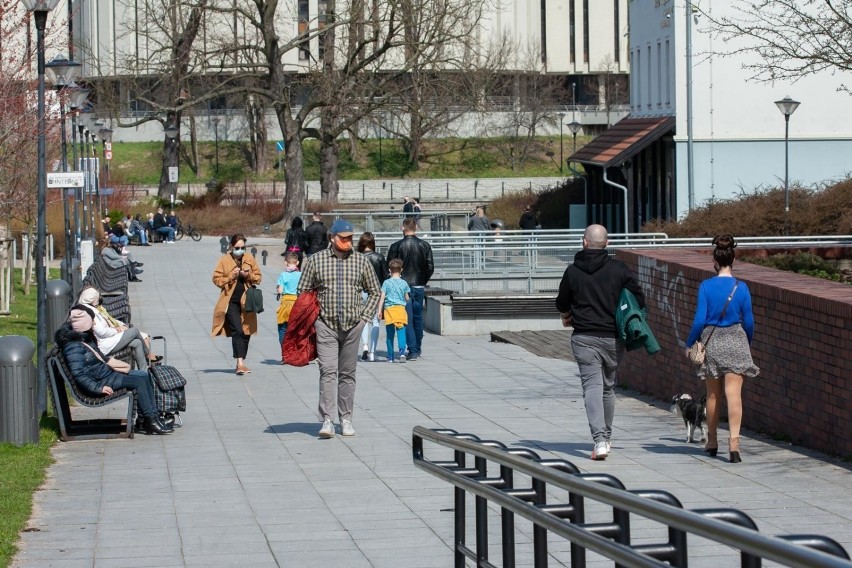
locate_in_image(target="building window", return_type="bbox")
[657,42,662,107]
[583,0,590,64]
[569,0,576,64]
[646,45,652,108]
[540,0,547,66]
[298,0,309,61]
[635,49,641,108]
[613,0,620,63]
[665,39,671,104]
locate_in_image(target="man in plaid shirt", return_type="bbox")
[298,219,382,438]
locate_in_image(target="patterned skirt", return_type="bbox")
[696,323,760,380]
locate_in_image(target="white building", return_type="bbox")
[571,0,852,231]
[58,0,630,141]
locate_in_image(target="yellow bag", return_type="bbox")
[277,294,298,324]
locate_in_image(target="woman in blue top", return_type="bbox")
[686,235,759,463]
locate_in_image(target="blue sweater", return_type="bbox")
[687,276,754,347]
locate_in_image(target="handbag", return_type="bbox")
[688,281,739,366]
[245,285,264,313]
[106,357,131,373]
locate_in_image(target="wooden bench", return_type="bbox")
[82,254,131,323]
[450,294,557,318]
[47,347,135,441]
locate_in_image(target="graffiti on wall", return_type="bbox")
[637,256,690,346]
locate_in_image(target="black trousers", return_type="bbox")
[225,300,250,359]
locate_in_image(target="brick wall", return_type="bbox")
[615,249,852,458]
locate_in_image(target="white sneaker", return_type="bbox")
[341,420,355,437]
[398,352,406,363]
[591,441,609,460]
[368,352,375,362]
[606,440,612,454]
[318,419,335,438]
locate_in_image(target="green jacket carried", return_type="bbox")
[616,288,660,354]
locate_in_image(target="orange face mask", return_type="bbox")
[332,235,353,252]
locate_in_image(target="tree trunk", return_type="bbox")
[158,135,180,199]
[248,98,268,173]
[408,113,423,169]
[275,107,305,228]
[319,134,340,203]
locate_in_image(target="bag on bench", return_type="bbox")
[149,364,187,414]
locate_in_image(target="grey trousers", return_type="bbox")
[316,318,365,423]
[570,334,624,444]
[108,326,148,370]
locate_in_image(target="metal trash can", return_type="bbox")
[47,279,72,343]
[0,336,39,445]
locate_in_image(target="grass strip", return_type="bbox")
[0,269,60,568]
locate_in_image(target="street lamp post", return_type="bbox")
[775,96,800,236]
[558,112,565,173]
[22,0,61,416]
[90,129,101,218]
[567,121,582,153]
[45,55,82,284]
[377,115,384,176]
[211,117,220,177]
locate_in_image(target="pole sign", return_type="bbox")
[276,141,285,152]
[46,172,85,188]
[105,142,113,161]
[168,166,179,183]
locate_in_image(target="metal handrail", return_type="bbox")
[412,427,852,568]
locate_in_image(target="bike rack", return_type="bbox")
[412,427,852,568]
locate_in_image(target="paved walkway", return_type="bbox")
[13,237,852,568]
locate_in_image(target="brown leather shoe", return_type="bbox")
[236,364,251,375]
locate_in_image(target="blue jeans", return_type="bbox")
[386,324,407,360]
[109,370,158,417]
[128,229,148,245]
[278,322,288,346]
[156,227,175,241]
[570,335,624,444]
[405,286,425,356]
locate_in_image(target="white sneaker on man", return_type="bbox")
[591,441,609,460]
[341,420,355,437]
[318,419,335,438]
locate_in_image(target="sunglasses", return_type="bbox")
[233,246,246,251]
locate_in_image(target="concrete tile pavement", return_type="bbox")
[13,237,852,567]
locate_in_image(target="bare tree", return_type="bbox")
[705,0,852,94]
[482,42,564,171]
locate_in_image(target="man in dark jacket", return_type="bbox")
[152,207,175,243]
[555,224,645,461]
[305,212,329,256]
[386,217,434,361]
[518,206,537,230]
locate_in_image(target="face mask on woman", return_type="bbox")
[232,247,245,258]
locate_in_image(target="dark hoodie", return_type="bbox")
[555,249,645,338]
[54,321,124,396]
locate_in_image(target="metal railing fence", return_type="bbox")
[413,427,852,568]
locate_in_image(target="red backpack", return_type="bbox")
[281,290,320,366]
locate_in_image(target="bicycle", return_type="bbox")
[174,221,202,241]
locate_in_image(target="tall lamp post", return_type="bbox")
[211,117,220,177]
[67,85,89,255]
[22,0,61,415]
[567,120,582,153]
[558,112,565,173]
[774,96,800,236]
[45,55,82,283]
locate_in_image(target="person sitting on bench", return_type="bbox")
[153,207,176,243]
[78,287,162,369]
[126,213,150,246]
[100,235,143,282]
[55,306,172,435]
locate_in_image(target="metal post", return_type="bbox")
[70,111,80,255]
[784,114,790,236]
[686,0,695,211]
[34,8,49,415]
[59,101,72,285]
[559,112,565,174]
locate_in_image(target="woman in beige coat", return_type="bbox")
[212,234,262,375]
